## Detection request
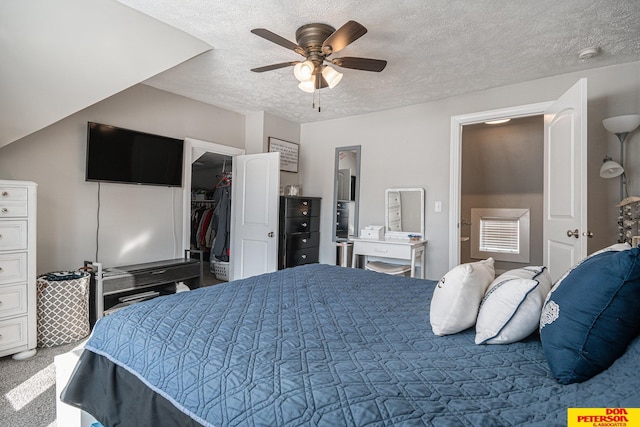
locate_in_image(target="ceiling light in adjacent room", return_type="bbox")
[484,119,511,125]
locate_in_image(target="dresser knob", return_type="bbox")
[301,254,307,259]
[302,211,308,216]
[302,201,308,206]
[301,222,307,227]
[302,239,307,243]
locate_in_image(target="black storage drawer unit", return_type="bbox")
[279,196,321,270]
[288,247,319,266]
[281,215,320,234]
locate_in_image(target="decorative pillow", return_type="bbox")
[539,246,640,384]
[475,266,552,345]
[430,258,495,336]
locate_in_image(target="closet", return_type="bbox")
[190,152,233,281]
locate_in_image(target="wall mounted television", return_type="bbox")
[86,122,184,187]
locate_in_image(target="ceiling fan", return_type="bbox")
[250,21,387,93]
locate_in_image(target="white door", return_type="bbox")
[543,78,588,281]
[230,152,280,280]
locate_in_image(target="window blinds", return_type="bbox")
[479,217,520,254]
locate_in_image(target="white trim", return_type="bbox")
[448,102,552,270]
[181,138,245,255]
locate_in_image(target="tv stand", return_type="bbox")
[87,250,203,326]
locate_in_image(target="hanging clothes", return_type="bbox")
[210,174,232,263]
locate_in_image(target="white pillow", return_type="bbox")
[430,258,495,336]
[475,266,552,345]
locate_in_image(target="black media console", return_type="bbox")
[86,250,203,326]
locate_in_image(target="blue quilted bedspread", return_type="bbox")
[85,264,640,426]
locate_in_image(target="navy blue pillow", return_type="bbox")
[539,247,640,384]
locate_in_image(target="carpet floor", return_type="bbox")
[0,340,84,427]
[0,263,223,427]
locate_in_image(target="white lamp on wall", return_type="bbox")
[601,114,640,201]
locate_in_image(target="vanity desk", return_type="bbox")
[351,237,427,279]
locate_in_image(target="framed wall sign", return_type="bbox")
[268,137,299,173]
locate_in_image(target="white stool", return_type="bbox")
[365,261,411,276]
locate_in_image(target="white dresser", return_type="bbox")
[0,180,37,359]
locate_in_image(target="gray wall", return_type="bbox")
[1,61,639,278]
[0,84,245,273]
[460,116,544,272]
[300,61,640,280]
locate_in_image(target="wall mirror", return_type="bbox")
[385,187,425,239]
[332,146,361,242]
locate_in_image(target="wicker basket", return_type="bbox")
[211,261,229,281]
[36,271,90,347]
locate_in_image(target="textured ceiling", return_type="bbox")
[119,0,640,123]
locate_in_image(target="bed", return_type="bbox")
[61,263,640,426]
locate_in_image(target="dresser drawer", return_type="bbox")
[282,215,320,233]
[287,247,319,267]
[0,201,28,218]
[353,240,413,259]
[0,187,28,202]
[0,252,28,285]
[283,232,319,251]
[0,284,27,319]
[281,197,321,218]
[0,316,28,352]
[0,221,28,251]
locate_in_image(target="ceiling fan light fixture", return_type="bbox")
[294,60,314,82]
[322,66,343,89]
[298,78,316,93]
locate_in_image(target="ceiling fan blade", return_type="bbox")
[331,57,387,72]
[322,21,367,54]
[251,28,306,55]
[251,61,298,73]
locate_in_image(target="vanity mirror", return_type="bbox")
[385,188,425,239]
[332,146,361,242]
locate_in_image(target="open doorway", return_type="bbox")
[450,79,588,281]
[459,116,543,274]
[181,138,245,285]
[190,152,233,285]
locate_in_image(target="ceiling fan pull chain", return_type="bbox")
[318,89,321,112]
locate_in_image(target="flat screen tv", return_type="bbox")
[86,122,184,187]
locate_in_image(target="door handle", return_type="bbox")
[567,229,580,238]
[268,232,275,238]
[582,231,594,238]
